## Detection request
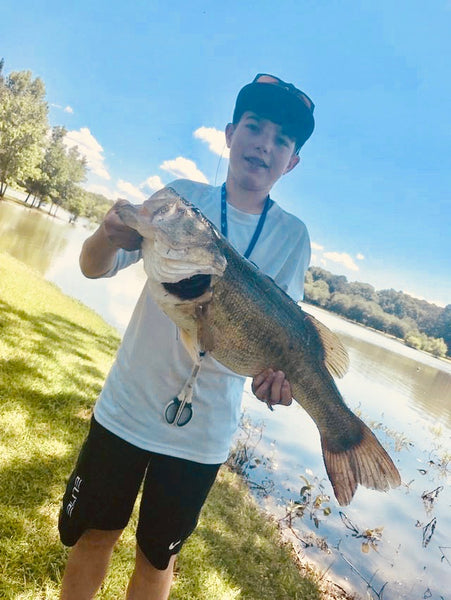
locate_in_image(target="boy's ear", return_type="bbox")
[284,154,300,175]
[225,123,235,148]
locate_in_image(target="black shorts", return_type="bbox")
[59,417,221,570]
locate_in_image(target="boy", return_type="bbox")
[59,73,315,600]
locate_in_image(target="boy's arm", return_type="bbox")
[80,200,143,278]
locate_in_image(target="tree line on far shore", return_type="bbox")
[304,267,450,358]
[0,59,113,222]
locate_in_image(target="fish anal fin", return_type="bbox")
[320,420,401,506]
[305,314,350,378]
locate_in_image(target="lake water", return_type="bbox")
[1,200,450,599]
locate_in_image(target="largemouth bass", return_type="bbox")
[117,187,401,506]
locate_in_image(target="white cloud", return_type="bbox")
[160,157,208,184]
[194,126,230,158]
[50,103,74,114]
[84,183,115,199]
[323,251,359,271]
[64,127,111,180]
[356,253,365,260]
[311,241,324,251]
[141,175,165,194]
[116,179,147,202]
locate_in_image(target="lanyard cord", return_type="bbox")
[220,183,273,260]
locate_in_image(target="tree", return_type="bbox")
[55,145,87,219]
[22,126,66,207]
[0,67,48,197]
[433,304,451,356]
[83,191,114,224]
[64,186,87,222]
[22,126,87,217]
[404,331,448,358]
[304,279,331,307]
[347,281,377,302]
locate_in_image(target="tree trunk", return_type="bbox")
[0,182,7,198]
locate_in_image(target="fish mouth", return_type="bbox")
[244,156,268,169]
[162,274,212,301]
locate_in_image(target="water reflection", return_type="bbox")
[0,201,70,274]
[304,305,451,428]
[0,200,147,332]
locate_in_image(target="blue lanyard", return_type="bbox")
[221,183,273,260]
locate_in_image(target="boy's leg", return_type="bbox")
[126,546,176,600]
[58,418,150,598]
[134,453,221,592]
[60,528,123,600]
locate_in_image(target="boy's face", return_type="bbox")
[225,111,300,195]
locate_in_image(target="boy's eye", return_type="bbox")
[246,123,259,132]
[277,137,290,147]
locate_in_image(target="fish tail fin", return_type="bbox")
[320,421,401,506]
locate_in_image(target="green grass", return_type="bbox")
[0,251,321,599]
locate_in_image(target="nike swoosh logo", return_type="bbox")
[168,539,181,550]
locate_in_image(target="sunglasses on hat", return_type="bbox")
[253,73,315,114]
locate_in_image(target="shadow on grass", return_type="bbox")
[0,298,119,361]
[0,428,86,597]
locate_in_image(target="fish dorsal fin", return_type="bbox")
[305,313,349,378]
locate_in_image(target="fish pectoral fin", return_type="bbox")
[195,303,215,353]
[305,314,350,378]
[320,419,401,506]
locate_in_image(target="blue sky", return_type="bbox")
[2,0,450,306]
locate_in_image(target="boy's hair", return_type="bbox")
[232,74,315,153]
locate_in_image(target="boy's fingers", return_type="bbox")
[252,369,273,397]
[252,370,292,408]
[267,370,285,404]
[279,380,293,406]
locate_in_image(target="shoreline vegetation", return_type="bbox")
[0,251,352,599]
[303,269,449,360]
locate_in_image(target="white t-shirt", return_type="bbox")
[93,179,311,463]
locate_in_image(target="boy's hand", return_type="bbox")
[102,199,143,251]
[252,369,293,408]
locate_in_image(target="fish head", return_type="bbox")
[117,187,227,284]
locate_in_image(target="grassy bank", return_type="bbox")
[0,251,322,599]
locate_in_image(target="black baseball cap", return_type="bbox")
[232,73,315,151]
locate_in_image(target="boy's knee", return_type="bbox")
[135,544,176,577]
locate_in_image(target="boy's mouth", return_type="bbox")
[244,156,268,169]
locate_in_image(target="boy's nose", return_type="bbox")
[255,132,272,153]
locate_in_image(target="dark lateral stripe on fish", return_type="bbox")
[163,274,212,300]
